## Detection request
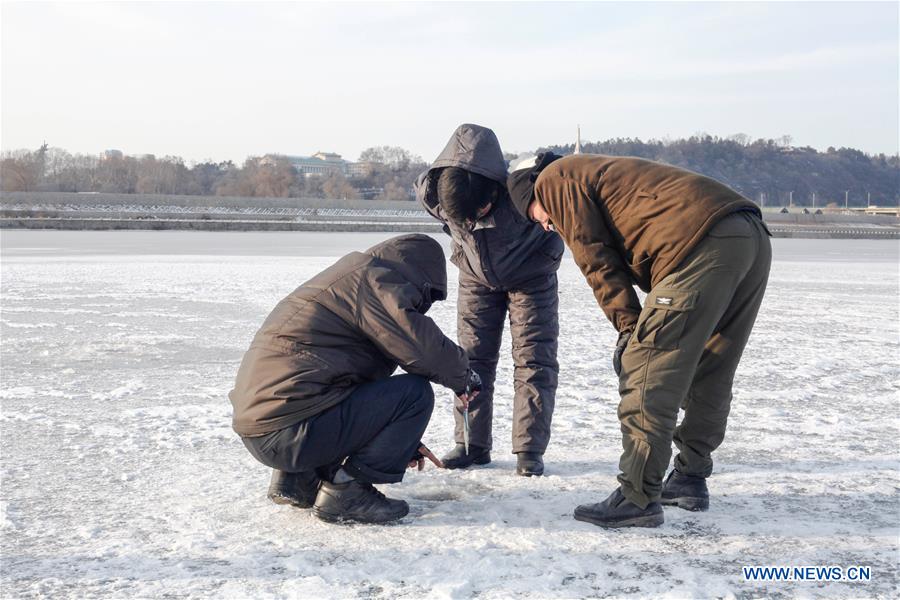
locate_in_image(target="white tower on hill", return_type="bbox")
[574,125,582,154]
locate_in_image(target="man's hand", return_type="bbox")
[613,330,632,376]
[456,369,482,408]
[408,443,444,470]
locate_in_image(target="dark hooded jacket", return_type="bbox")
[415,124,563,288]
[528,154,763,333]
[229,234,470,437]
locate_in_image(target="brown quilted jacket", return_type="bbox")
[535,154,761,332]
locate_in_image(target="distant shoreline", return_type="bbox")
[2,217,898,240]
[2,191,898,239]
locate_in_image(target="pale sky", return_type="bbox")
[2,1,897,164]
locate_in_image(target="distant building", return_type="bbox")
[347,161,377,178]
[778,146,814,155]
[282,152,350,178]
[100,150,155,161]
[261,151,375,179]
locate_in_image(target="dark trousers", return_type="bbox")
[455,272,559,453]
[242,374,435,484]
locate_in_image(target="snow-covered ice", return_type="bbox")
[2,231,898,599]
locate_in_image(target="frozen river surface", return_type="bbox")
[2,231,899,599]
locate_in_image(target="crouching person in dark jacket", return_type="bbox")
[229,234,478,524]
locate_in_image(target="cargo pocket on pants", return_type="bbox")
[634,288,698,350]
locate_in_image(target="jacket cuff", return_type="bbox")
[447,365,470,396]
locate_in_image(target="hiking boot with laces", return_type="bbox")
[312,479,409,524]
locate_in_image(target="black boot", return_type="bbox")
[441,443,491,469]
[312,480,409,524]
[515,452,544,477]
[661,469,709,511]
[574,488,664,528]
[267,469,320,508]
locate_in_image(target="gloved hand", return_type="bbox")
[613,330,632,376]
[464,369,482,396]
[455,369,482,409]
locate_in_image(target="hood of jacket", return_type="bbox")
[364,234,448,304]
[414,125,564,288]
[428,123,508,183]
[416,124,509,212]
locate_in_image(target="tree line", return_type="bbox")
[0,145,428,202]
[539,135,899,207]
[2,136,898,206]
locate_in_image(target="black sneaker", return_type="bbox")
[441,443,491,469]
[267,469,320,508]
[660,469,710,511]
[312,480,409,524]
[515,452,544,477]
[574,488,664,528]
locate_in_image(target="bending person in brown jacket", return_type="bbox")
[229,234,479,524]
[508,153,771,528]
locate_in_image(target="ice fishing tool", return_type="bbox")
[461,369,481,456]
[463,405,471,455]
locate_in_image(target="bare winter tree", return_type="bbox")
[358,146,422,171]
[215,157,258,197]
[0,144,48,191]
[322,173,360,200]
[134,155,191,195]
[253,156,297,198]
[70,153,100,191]
[189,161,234,196]
[213,156,297,198]
[1,152,34,191]
[728,133,752,147]
[352,146,425,202]
[377,179,410,201]
[96,153,138,193]
[41,147,74,191]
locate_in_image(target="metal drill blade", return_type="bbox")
[463,406,470,455]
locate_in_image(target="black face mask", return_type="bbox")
[417,282,446,314]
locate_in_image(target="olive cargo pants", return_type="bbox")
[617,212,772,508]
[454,272,559,454]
